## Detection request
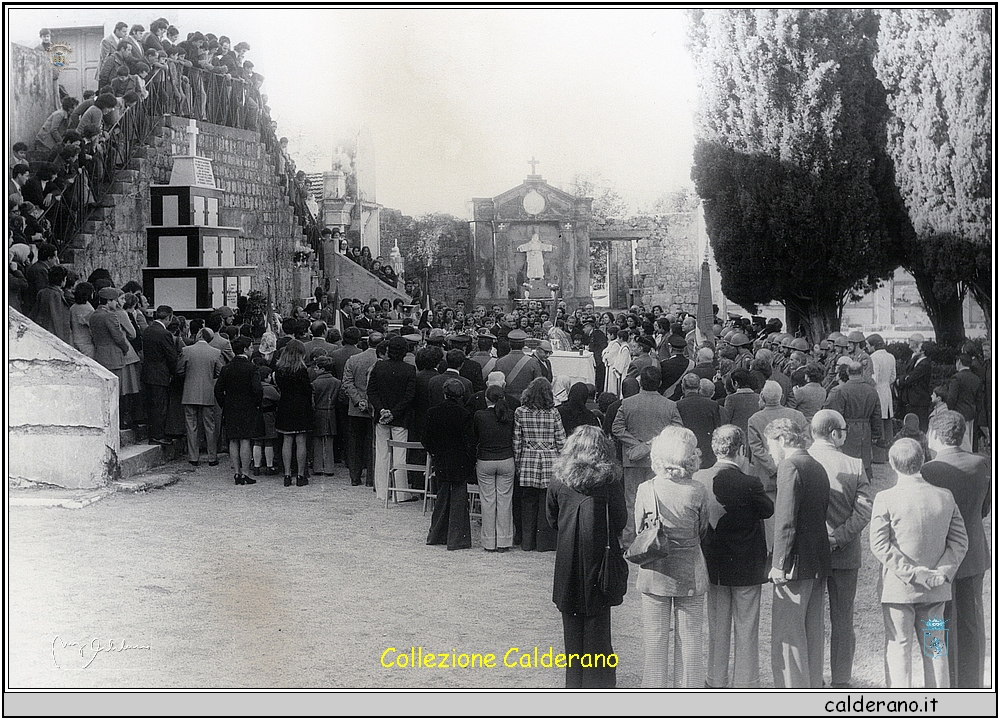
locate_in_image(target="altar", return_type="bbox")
[550,350,596,388]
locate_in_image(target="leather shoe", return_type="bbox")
[295,475,308,487]
[243,476,256,485]
[208,460,219,467]
[189,460,199,467]
[283,476,293,487]
[234,474,245,485]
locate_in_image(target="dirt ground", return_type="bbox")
[7,457,992,689]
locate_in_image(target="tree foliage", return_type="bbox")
[571,172,629,219]
[688,9,909,342]
[874,8,992,338]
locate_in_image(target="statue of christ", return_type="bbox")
[517,231,553,280]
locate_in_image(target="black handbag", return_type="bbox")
[624,482,670,566]
[597,497,628,606]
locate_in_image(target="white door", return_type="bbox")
[51,26,103,100]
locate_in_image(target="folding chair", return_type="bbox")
[467,483,482,525]
[386,440,435,513]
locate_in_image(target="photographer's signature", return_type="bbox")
[52,635,151,669]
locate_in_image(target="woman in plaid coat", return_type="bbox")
[514,377,566,551]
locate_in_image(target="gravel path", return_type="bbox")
[7,459,991,689]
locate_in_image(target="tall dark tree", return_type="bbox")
[875,8,992,344]
[688,9,907,343]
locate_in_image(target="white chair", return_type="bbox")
[386,440,435,513]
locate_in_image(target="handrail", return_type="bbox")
[38,59,319,259]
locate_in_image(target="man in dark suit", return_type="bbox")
[22,242,60,316]
[660,335,694,399]
[328,327,363,464]
[367,336,417,502]
[695,425,773,688]
[765,417,831,688]
[676,372,723,469]
[532,340,553,382]
[303,320,337,364]
[612,366,683,546]
[141,305,177,445]
[450,335,488,393]
[427,349,473,408]
[943,354,983,450]
[825,361,882,479]
[581,317,608,393]
[808,409,873,689]
[625,335,659,382]
[895,335,932,431]
[922,411,992,688]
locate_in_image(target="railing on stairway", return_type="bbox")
[41,62,319,259]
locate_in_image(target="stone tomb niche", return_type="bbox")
[143,185,255,318]
[472,173,592,307]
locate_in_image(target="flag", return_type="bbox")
[331,280,342,334]
[696,259,716,345]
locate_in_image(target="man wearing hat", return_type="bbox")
[533,340,554,382]
[895,334,932,431]
[626,335,659,382]
[496,329,542,399]
[845,330,873,384]
[177,327,225,467]
[141,304,177,446]
[450,333,488,393]
[402,333,422,367]
[824,336,851,390]
[824,361,882,479]
[730,332,754,373]
[342,331,383,485]
[468,329,497,381]
[660,333,694,400]
[367,335,417,502]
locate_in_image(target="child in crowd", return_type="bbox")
[311,356,341,476]
[929,385,949,426]
[252,363,280,475]
[893,412,931,461]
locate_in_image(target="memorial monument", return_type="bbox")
[471,160,593,308]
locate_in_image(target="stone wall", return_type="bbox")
[8,310,119,489]
[71,116,305,305]
[381,208,471,307]
[634,212,700,312]
[10,43,58,150]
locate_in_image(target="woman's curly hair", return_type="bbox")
[520,377,554,410]
[552,425,615,491]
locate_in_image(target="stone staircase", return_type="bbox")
[117,423,185,481]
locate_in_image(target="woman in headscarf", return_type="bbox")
[558,382,600,436]
[551,375,573,407]
[546,425,627,688]
[514,377,566,552]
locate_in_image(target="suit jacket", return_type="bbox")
[824,379,881,469]
[141,320,178,386]
[870,476,968,604]
[625,353,659,382]
[807,440,873,570]
[421,399,476,474]
[327,343,361,381]
[746,405,807,493]
[209,333,235,364]
[412,368,440,437]
[342,348,378,417]
[896,354,932,409]
[535,355,553,383]
[367,358,417,429]
[921,446,991,578]
[88,305,132,371]
[495,350,541,399]
[460,356,488,393]
[771,449,831,581]
[676,392,722,469]
[427,370,473,409]
[696,462,773,586]
[611,390,683,468]
[177,340,224,405]
[944,368,982,422]
[660,353,693,399]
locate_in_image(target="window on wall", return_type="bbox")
[210,275,253,308]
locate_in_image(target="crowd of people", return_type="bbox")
[7,248,991,690]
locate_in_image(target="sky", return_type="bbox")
[8,7,699,218]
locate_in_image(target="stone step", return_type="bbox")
[70,232,95,249]
[81,220,102,234]
[117,439,184,481]
[119,424,149,447]
[110,181,127,194]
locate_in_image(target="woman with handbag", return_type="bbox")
[546,425,627,689]
[635,425,710,688]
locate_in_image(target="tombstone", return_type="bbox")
[143,119,256,318]
[471,160,592,308]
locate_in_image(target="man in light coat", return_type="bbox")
[177,327,224,465]
[342,331,382,486]
[612,365,682,546]
[866,334,896,447]
[870,438,968,688]
[922,411,991,688]
[808,410,873,689]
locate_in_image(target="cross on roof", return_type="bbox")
[528,157,539,174]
